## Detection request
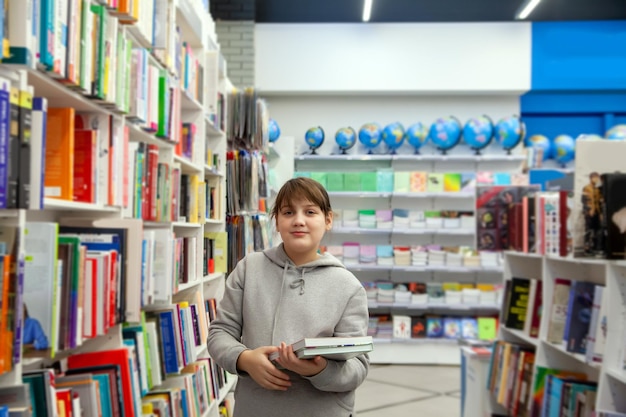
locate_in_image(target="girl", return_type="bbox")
[207,177,369,417]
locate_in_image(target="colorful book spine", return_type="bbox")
[17,88,33,209]
[30,97,48,210]
[0,76,10,208]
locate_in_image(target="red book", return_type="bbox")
[73,130,97,203]
[55,388,73,417]
[147,144,159,221]
[67,348,136,417]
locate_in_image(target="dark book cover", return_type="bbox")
[7,87,19,208]
[565,281,595,354]
[426,316,443,338]
[505,277,531,330]
[601,173,626,259]
[17,89,31,209]
[529,280,542,338]
[410,316,426,338]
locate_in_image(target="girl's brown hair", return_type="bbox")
[271,177,332,219]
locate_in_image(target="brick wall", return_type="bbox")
[212,0,255,88]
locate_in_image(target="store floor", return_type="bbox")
[355,365,461,417]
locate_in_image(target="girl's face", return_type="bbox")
[276,199,333,265]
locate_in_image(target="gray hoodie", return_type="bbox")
[207,243,369,417]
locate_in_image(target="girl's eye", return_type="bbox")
[307,210,317,215]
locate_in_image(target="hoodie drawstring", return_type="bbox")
[289,268,306,295]
[271,263,290,345]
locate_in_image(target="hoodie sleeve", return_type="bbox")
[207,258,249,375]
[304,285,370,392]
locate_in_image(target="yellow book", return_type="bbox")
[189,174,200,223]
[205,231,227,273]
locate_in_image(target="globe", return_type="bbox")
[605,124,626,140]
[268,118,281,143]
[305,126,325,155]
[405,122,429,154]
[495,116,525,154]
[429,116,462,154]
[358,123,383,154]
[553,134,576,166]
[335,127,357,154]
[463,116,494,155]
[382,122,405,154]
[527,134,552,161]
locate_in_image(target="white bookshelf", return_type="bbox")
[292,153,521,365]
[0,0,235,415]
[488,252,626,416]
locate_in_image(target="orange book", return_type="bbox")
[73,130,97,203]
[0,255,12,374]
[45,108,75,200]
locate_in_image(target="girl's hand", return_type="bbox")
[275,342,328,377]
[237,347,292,391]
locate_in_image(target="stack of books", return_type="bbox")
[270,336,374,362]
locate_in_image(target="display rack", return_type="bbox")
[294,153,522,365]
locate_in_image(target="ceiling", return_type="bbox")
[255,0,626,23]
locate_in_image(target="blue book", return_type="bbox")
[39,0,55,69]
[0,78,10,208]
[0,406,7,417]
[158,310,180,374]
[180,388,190,417]
[92,373,113,417]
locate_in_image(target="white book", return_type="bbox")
[29,97,48,210]
[7,0,37,67]
[23,222,59,347]
[79,0,93,93]
[52,0,69,78]
[144,320,163,388]
[393,315,411,339]
[292,336,373,351]
[270,343,373,363]
[152,228,174,302]
[65,0,81,84]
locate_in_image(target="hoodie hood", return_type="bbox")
[263,243,346,270]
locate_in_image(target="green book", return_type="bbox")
[326,173,344,191]
[376,169,394,192]
[156,69,170,138]
[477,317,497,340]
[394,172,410,192]
[343,173,361,192]
[310,172,327,188]
[361,172,377,192]
[443,173,462,192]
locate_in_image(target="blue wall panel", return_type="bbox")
[531,21,626,91]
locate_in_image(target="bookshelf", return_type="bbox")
[483,251,626,416]
[0,0,236,415]
[293,153,522,365]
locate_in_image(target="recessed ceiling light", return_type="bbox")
[517,0,541,19]
[363,0,373,22]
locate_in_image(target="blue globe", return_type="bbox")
[382,122,405,154]
[405,122,429,154]
[553,134,576,165]
[429,117,462,154]
[527,134,552,161]
[606,124,626,140]
[335,127,357,154]
[495,116,525,153]
[358,123,383,153]
[305,126,325,154]
[463,116,494,154]
[268,118,281,143]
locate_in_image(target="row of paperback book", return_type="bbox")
[365,281,502,307]
[295,170,529,194]
[369,314,498,341]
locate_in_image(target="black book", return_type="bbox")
[505,277,531,330]
[601,173,626,259]
[17,89,32,209]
